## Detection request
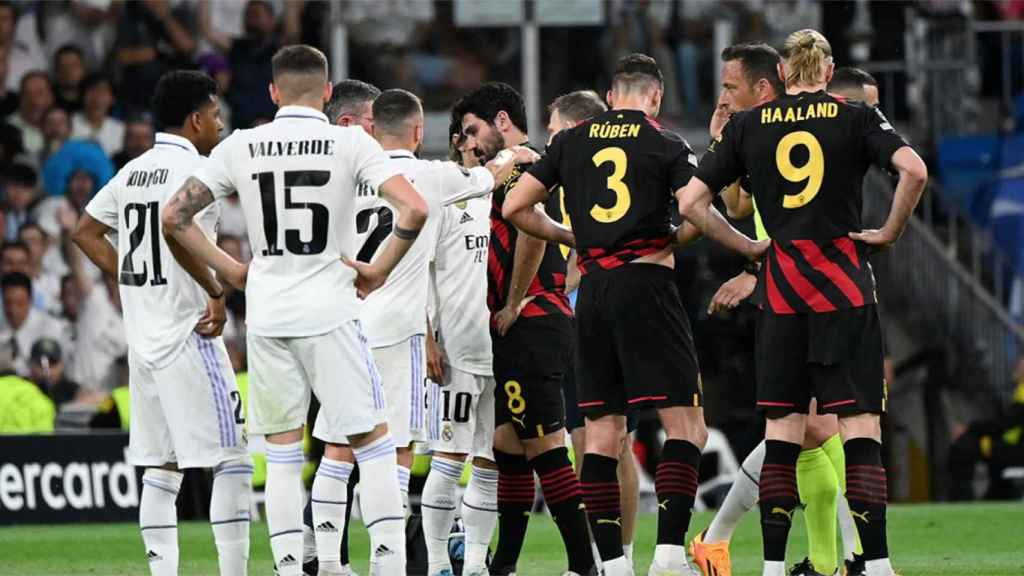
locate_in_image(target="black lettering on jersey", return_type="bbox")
[356,179,376,197]
[126,168,169,188]
[247,139,336,158]
[463,235,488,250]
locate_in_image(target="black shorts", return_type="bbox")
[561,328,641,433]
[492,314,571,439]
[575,263,702,420]
[756,305,886,416]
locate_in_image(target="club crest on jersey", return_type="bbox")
[442,423,454,441]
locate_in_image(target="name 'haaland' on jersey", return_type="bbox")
[247,138,335,158]
[761,101,839,124]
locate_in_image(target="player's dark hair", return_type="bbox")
[1,271,32,295]
[81,72,113,95]
[612,53,663,94]
[151,70,217,131]
[829,67,878,92]
[549,90,607,125]
[452,82,528,134]
[5,162,37,188]
[372,89,422,137]
[325,79,380,122]
[721,43,785,97]
[54,44,82,66]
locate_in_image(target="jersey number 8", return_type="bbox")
[776,131,824,209]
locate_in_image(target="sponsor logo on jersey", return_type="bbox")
[277,554,299,567]
[315,521,338,533]
[459,211,474,224]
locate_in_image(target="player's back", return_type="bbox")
[85,134,215,368]
[544,108,695,272]
[199,106,399,337]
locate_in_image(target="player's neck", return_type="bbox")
[611,96,656,117]
[377,136,416,154]
[502,128,528,148]
[786,82,828,96]
[162,127,199,148]
[277,97,325,113]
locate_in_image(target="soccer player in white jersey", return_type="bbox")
[160,46,428,576]
[72,71,252,576]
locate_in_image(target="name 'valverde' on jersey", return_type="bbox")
[192,105,401,337]
[529,109,697,274]
[694,90,909,315]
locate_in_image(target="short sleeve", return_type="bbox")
[528,132,564,189]
[439,163,494,206]
[694,115,745,194]
[84,179,119,229]
[193,135,237,199]
[350,128,402,192]
[667,133,698,191]
[862,106,908,171]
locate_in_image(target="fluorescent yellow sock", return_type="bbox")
[822,433,863,559]
[798,447,839,574]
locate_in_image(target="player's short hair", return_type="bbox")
[452,82,528,134]
[829,67,878,94]
[151,70,217,130]
[372,89,422,138]
[1,271,32,295]
[5,162,37,188]
[782,29,832,88]
[271,44,328,100]
[325,79,380,122]
[549,90,607,125]
[448,108,466,162]
[721,43,784,96]
[612,53,664,95]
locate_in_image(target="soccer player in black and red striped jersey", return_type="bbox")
[504,54,707,576]
[452,82,593,576]
[677,30,927,576]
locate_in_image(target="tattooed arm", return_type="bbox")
[161,176,247,294]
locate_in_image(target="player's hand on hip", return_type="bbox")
[495,296,533,337]
[342,256,385,299]
[196,295,227,338]
[708,271,757,315]
[849,228,897,251]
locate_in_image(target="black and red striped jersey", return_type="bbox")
[489,152,571,322]
[529,109,696,275]
[694,90,909,315]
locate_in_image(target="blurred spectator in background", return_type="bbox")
[4,163,40,240]
[40,105,71,163]
[0,242,30,277]
[65,273,124,392]
[72,73,125,157]
[112,114,154,169]
[197,0,246,55]
[62,169,98,215]
[226,0,278,129]
[29,337,99,409]
[0,121,21,170]
[42,109,112,197]
[0,45,17,117]
[53,44,86,113]
[7,71,54,158]
[0,2,46,94]
[197,53,233,131]
[0,271,67,376]
[0,345,54,434]
[113,0,195,115]
[18,222,61,315]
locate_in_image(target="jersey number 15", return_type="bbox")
[252,170,330,256]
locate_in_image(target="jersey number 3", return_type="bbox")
[591,147,631,223]
[777,131,824,209]
[252,170,330,256]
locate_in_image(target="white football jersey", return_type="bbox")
[193,106,401,337]
[430,196,492,376]
[85,133,219,369]
[358,150,494,348]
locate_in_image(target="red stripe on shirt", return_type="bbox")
[833,237,861,270]
[773,243,836,313]
[791,240,865,307]
[764,251,795,314]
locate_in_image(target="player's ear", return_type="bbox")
[777,62,786,86]
[494,110,509,131]
[323,81,332,105]
[269,83,281,106]
[824,60,835,84]
[606,89,615,108]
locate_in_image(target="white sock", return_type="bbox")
[397,464,412,518]
[313,457,354,574]
[354,434,406,573]
[140,468,183,576]
[623,542,633,564]
[653,544,687,569]
[603,555,632,576]
[866,558,895,576]
[838,495,860,561]
[762,560,786,576]
[705,440,765,543]
[211,459,253,576]
[461,465,498,570]
[422,456,462,571]
[265,442,305,576]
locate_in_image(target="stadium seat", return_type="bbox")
[937,135,1001,215]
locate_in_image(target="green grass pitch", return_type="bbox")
[1,503,1021,575]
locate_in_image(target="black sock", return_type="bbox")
[655,439,701,546]
[759,439,802,562]
[845,438,889,561]
[532,447,594,575]
[490,450,534,574]
[580,453,623,562]
[339,463,358,565]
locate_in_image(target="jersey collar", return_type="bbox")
[387,149,416,159]
[154,132,199,156]
[275,105,329,123]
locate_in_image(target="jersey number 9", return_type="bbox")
[591,147,631,223]
[776,131,824,209]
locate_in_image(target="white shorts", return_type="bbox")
[374,335,428,447]
[128,334,248,469]
[247,320,386,444]
[426,367,495,461]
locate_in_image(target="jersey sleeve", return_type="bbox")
[862,106,908,170]
[84,178,119,230]
[528,132,564,189]
[438,163,495,206]
[193,135,237,199]
[350,129,402,192]
[666,133,698,192]
[694,116,745,194]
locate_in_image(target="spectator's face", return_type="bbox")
[1,248,29,275]
[83,81,114,118]
[55,52,85,90]
[19,227,46,266]
[60,277,81,321]
[3,285,31,329]
[0,7,14,44]
[718,60,759,114]
[43,108,71,143]
[20,76,55,123]
[30,357,64,384]
[244,2,276,39]
[461,113,504,163]
[6,182,37,211]
[123,121,155,158]
[67,172,95,210]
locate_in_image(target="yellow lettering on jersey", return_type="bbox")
[588,123,641,139]
[609,125,621,139]
[761,108,772,124]
[772,108,783,123]
[784,108,796,123]
[589,123,601,138]
[804,105,817,120]
[762,102,839,124]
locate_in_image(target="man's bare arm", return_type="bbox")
[503,172,574,247]
[506,231,546,313]
[850,146,928,249]
[677,177,767,261]
[721,182,755,219]
[72,214,119,280]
